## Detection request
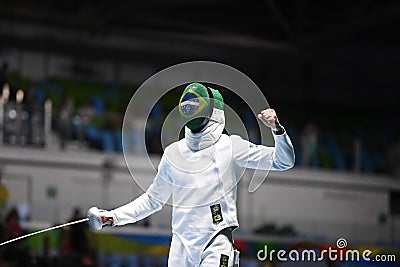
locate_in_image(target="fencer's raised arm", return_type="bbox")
[231,131,295,171]
[232,108,295,171]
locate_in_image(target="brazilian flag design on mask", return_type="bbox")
[179,83,224,132]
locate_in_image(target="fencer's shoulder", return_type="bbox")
[163,139,183,154]
[161,139,194,170]
[229,134,246,143]
[219,133,230,142]
[159,141,179,170]
[216,134,247,149]
[228,135,253,152]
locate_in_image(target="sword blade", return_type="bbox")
[0,218,89,246]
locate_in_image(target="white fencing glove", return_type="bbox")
[258,108,285,135]
[87,206,115,231]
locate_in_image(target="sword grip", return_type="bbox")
[233,248,240,267]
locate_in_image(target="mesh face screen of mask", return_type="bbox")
[180,92,200,116]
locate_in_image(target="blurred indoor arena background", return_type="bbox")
[0,1,399,267]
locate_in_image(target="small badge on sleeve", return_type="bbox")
[219,254,229,267]
[210,204,223,224]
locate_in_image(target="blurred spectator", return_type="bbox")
[386,139,400,178]
[76,99,96,124]
[42,236,51,260]
[0,170,9,216]
[56,92,74,149]
[145,103,164,154]
[35,236,56,267]
[59,227,72,257]
[22,87,39,145]
[0,171,8,260]
[0,62,8,88]
[2,207,30,267]
[301,120,320,167]
[80,248,98,267]
[23,87,41,114]
[68,208,88,258]
[75,99,97,143]
[4,207,22,240]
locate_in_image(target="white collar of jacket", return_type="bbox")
[185,108,225,151]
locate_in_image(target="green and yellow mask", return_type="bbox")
[179,82,224,133]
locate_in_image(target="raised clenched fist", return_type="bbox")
[257,108,280,129]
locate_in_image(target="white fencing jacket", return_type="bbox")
[111,108,295,261]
